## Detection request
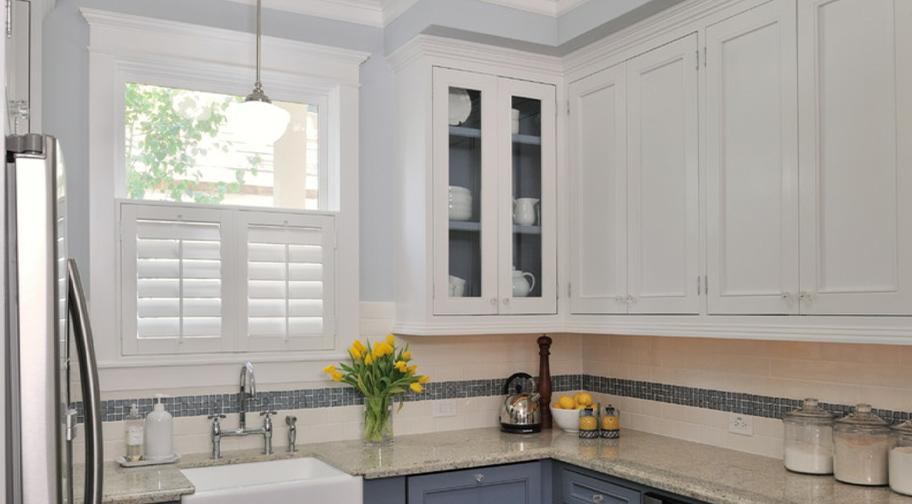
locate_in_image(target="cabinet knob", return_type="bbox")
[490,297,497,305]
[475,473,485,484]
[625,295,635,304]
[799,291,813,302]
[503,297,510,305]
[592,494,605,503]
[615,296,625,303]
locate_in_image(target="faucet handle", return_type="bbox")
[207,413,226,420]
[260,410,278,418]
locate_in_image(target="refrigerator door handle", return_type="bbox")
[67,259,103,504]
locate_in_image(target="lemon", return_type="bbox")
[558,396,575,409]
[578,393,593,406]
[572,392,582,403]
[552,401,562,409]
[575,404,586,410]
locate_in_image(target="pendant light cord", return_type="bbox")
[255,0,263,91]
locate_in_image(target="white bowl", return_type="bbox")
[551,406,580,433]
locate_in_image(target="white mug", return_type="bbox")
[513,198,539,226]
[448,275,466,297]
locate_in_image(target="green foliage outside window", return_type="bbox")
[124,83,260,204]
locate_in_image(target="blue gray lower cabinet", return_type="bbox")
[364,461,546,504]
[364,460,707,504]
[408,461,544,504]
[559,467,639,504]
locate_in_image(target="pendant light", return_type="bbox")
[227,0,291,144]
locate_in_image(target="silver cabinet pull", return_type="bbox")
[503,297,510,305]
[490,297,497,305]
[475,473,485,483]
[592,494,605,503]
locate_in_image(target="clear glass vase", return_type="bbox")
[362,396,394,446]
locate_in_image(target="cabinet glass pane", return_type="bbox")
[448,87,483,298]
[511,96,542,298]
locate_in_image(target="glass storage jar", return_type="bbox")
[833,404,893,485]
[782,398,834,474]
[578,407,598,439]
[889,418,912,495]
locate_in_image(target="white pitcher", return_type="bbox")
[512,269,535,297]
[513,198,539,226]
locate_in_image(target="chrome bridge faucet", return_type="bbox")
[208,361,276,459]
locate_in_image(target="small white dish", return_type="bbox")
[116,453,181,467]
[448,88,472,126]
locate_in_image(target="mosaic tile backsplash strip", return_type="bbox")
[88,374,911,425]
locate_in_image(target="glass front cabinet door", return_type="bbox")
[432,67,556,315]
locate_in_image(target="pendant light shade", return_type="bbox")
[228,0,290,144]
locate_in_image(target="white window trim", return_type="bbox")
[85,8,366,385]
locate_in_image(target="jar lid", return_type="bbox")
[891,418,912,435]
[784,398,835,421]
[834,404,890,432]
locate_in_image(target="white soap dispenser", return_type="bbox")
[144,394,174,461]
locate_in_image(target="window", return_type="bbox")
[124,83,325,210]
[86,10,366,370]
[120,202,335,355]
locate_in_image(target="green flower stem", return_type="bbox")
[363,396,393,445]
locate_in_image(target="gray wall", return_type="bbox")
[43,0,675,303]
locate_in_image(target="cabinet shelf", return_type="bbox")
[449,126,541,145]
[449,220,541,235]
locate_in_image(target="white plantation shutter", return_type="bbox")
[120,201,336,356]
[239,211,335,351]
[121,204,231,355]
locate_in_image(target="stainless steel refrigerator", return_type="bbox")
[5,133,103,504]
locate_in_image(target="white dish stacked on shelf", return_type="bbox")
[448,185,472,221]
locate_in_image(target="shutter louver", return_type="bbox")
[121,202,335,356]
[121,204,229,355]
[241,212,335,351]
[135,220,222,339]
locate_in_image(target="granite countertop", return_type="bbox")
[87,427,912,504]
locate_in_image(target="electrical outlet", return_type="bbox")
[432,401,457,418]
[729,413,753,436]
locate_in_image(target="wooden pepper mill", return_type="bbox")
[537,335,552,429]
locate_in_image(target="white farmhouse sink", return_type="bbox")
[180,457,362,504]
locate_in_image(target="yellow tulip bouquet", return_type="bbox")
[324,334,430,445]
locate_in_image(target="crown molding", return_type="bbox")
[477,0,590,17]
[563,0,749,78]
[81,8,370,85]
[215,0,420,27]
[388,34,563,78]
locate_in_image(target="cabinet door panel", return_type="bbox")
[568,64,628,314]
[798,0,912,314]
[433,67,500,315]
[706,0,799,314]
[627,34,700,314]
[498,78,557,314]
[408,462,542,504]
[561,469,640,504]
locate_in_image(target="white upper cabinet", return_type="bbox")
[626,34,700,314]
[569,34,699,315]
[705,0,799,315]
[432,68,557,316]
[798,0,912,314]
[568,63,627,314]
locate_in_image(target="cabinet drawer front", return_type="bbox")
[561,469,639,504]
[408,462,542,504]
